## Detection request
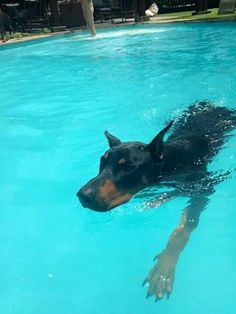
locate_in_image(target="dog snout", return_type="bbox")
[77,187,94,209]
[77,184,112,212]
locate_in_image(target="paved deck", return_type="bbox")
[1,13,236,46]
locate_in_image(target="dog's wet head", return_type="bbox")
[77,122,173,212]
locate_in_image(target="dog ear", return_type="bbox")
[148,121,174,161]
[104,131,121,148]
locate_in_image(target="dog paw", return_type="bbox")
[143,250,177,301]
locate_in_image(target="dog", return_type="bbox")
[77,101,236,301]
[0,7,13,41]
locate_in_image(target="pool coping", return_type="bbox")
[1,14,236,47]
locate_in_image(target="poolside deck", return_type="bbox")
[1,8,236,46]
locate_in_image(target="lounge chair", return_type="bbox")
[119,0,137,22]
[2,0,49,32]
[218,0,236,14]
[95,0,119,23]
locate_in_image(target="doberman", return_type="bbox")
[78,101,236,301]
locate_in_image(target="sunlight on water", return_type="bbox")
[71,27,168,41]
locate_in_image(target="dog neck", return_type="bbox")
[160,136,209,176]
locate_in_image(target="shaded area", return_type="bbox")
[218,0,236,13]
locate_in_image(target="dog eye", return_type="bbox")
[119,162,135,172]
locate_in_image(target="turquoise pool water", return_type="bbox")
[1,22,236,314]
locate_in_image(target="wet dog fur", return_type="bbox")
[78,101,236,300]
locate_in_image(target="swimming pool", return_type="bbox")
[1,22,236,314]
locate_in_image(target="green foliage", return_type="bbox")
[156,0,195,8]
[42,28,51,33]
[4,28,52,41]
[159,7,236,19]
[155,0,220,9]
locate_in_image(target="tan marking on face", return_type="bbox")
[100,179,117,198]
[104,153,109,159]
[142,175,148,185]
[99,179,132,208]
[118,158,126,165]
[108,193,132,209]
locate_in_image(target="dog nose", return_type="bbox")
[77,187,94,208]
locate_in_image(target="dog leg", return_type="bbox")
[143,191,213,301]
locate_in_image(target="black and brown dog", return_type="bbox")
[78,101,236,301]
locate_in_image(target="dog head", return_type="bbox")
[77,121,173,212]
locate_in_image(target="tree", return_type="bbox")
[137,0,146,16]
